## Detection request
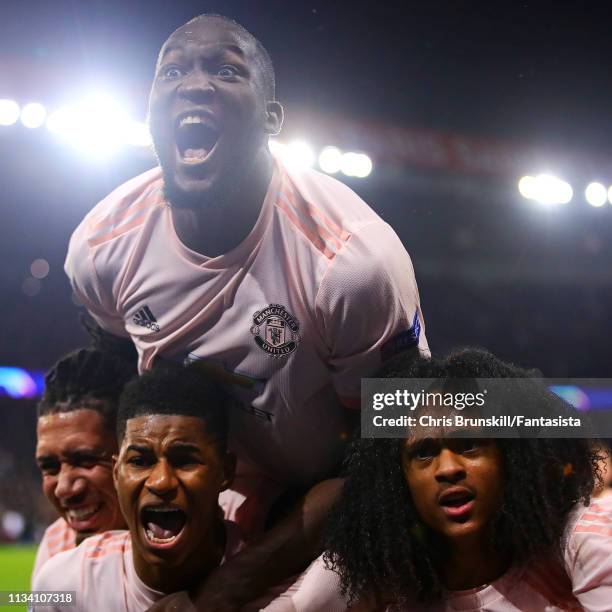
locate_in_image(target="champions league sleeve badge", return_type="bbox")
[250,304,301,357]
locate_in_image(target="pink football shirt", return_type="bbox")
[65,155,428,533]
[31,518,76,582]
[329,495,612,611]
[32,522,244,611]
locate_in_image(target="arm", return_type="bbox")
[193,477,345,611]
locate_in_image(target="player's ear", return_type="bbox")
[264,101,283,136]
[112,454,119,490]
[220,452,236,492]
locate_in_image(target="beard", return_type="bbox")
[158,142,263,212]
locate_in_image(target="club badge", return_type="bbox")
[250,304,300,357]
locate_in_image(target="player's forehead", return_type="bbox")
[158,17,255,65]
[122,413,211,450]
[37,408,106,442]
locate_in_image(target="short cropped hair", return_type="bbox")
[183,13,275,100]
[116,363,229,452]
[37,347,137,433]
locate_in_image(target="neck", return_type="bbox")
[440,533,510,591]
[170,148,274,258]
[132,518,226,594]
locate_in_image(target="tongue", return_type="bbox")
[147,522,176,540]
[183,147,209,161]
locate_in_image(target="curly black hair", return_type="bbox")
[37,347,138,433]
[324,348,603,607]
[117,363,229,453]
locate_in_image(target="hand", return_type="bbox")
[146,591,196,612]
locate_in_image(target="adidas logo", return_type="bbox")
[133,305,160,332]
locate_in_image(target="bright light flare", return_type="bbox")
[518,174,573,205]
[585,182,607,207]
[124,121,152,148]
[268,139,314,169]
[286,141,315,168]
[341,152,373,178]
[318,146,343,174]
[46,94,133,157]
[0,99,20,126]
[20,102,46,129]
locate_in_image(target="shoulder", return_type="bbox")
[68,167,165,252]
[563,496,612,590]
[566,495,612,543]
[41,518,76,553]
[275,157,392,259]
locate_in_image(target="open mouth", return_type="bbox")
[439,490,476,519]
[141,506,187,546]
[175,115,220,165]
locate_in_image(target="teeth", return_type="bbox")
[179,115,205,127]
[145,528,178,543]
[67,504,99,520]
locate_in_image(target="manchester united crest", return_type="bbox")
[250,304,301,357]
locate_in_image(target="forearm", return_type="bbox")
[194,477,345,609]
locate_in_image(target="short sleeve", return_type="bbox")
[565,497,612,611]
[64,221,127,337]
[315,221,429,407]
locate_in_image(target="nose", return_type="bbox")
[55,464,87,502]
[145,459,178,498]
[434,449,466,484]
[178,69,215,104]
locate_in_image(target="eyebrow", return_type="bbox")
[167,442,202,453]
[160,42,246,62]
[126,444,151,454]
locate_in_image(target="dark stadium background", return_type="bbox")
[1,0,611,546]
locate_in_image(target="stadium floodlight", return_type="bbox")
[0,99,20,126]
[318,146,343,174]
[341,152,373,178]
[0,366,39,399]
[517,174,572,205]
[124,121,153,148]
[286,140,315,168]
[20,102,47,129]
[268,139,314,168]
[46,93,130,157]
[585,182,607,207]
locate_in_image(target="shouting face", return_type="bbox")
[36,407,124,540]
[114,414,233,573]
[403,436,504,544]
[149,16,281,208]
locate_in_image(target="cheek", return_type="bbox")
[90,468,117,500]
[42,477,59,503]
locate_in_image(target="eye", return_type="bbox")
[171,455,201,469]
[408,439,439,461]
[39,462,60,476]
[162,66,185,80]
[217,65,238,78]
[455,438,484,455]
[127,455,153,468]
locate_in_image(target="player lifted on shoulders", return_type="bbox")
[64,13,428,608]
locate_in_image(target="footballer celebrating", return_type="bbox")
[64,13,428,607]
